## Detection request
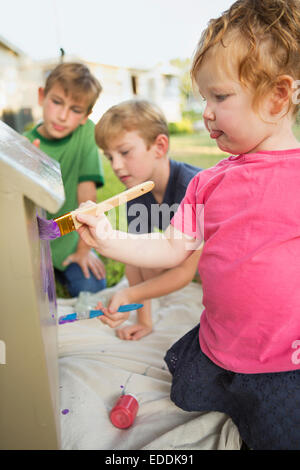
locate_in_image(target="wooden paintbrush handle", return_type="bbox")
[72,180,154,229]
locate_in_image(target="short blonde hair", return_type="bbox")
[191,0,300,115]
[95,99,169,151]
[44,62,102,114]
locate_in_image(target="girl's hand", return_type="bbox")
[97,288,134,328]
[96,302,130,328]
[76,212,114,252]
[99,308,130,328]
[101,288,152,340]
[108,288,132,312]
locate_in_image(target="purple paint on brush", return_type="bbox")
[59,318,78,325]
[37,215,61,240]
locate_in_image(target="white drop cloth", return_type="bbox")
[57,278,241,450]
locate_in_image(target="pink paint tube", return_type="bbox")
[110,394,139,429]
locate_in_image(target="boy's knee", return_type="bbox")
[140,267,165,281]
[125,264,142,284]
[60,262,107,297]
[67,276,107,297]
[125,264,164,284]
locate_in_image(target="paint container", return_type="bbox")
[75,291,97,318]
[110,394,139,429]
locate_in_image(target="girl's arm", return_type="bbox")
[76,212,200,270]
[112,248,202,308]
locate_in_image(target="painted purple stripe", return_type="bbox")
[37,215,61,240]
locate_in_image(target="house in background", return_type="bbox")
[0,35,40,131]
[0,36,182,133]
[89,60,181,124]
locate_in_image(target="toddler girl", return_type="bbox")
[77,0,300,449]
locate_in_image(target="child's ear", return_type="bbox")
[154,134,169,158]
[38,87,45,106]
[270,75,294,115]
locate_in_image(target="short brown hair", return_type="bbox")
[191,0,300,116]
[44,62,102,114]
[95,99,169,151]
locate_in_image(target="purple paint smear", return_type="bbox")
[37,215,61,240]
[38,211,57,318]
[61,409,69,415]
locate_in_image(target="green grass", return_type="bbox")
[293,122,300,139]
[169,132,227,167]
[56,124,300,296]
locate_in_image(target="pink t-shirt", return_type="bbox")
[171,149,300,373]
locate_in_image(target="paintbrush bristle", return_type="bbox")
[37,215,61,240]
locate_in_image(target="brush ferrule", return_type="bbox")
[54,213,75,236]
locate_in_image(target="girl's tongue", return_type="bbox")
[210,130,223,139]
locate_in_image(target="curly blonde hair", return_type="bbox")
[191,0,300,115]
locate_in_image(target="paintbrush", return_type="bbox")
[58,303,144,324]
[37,180,154,240]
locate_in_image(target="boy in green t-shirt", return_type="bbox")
[24,62,106,297]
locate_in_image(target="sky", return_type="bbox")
[1,0,233,68]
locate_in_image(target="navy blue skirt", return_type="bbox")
[164,324,300,450]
